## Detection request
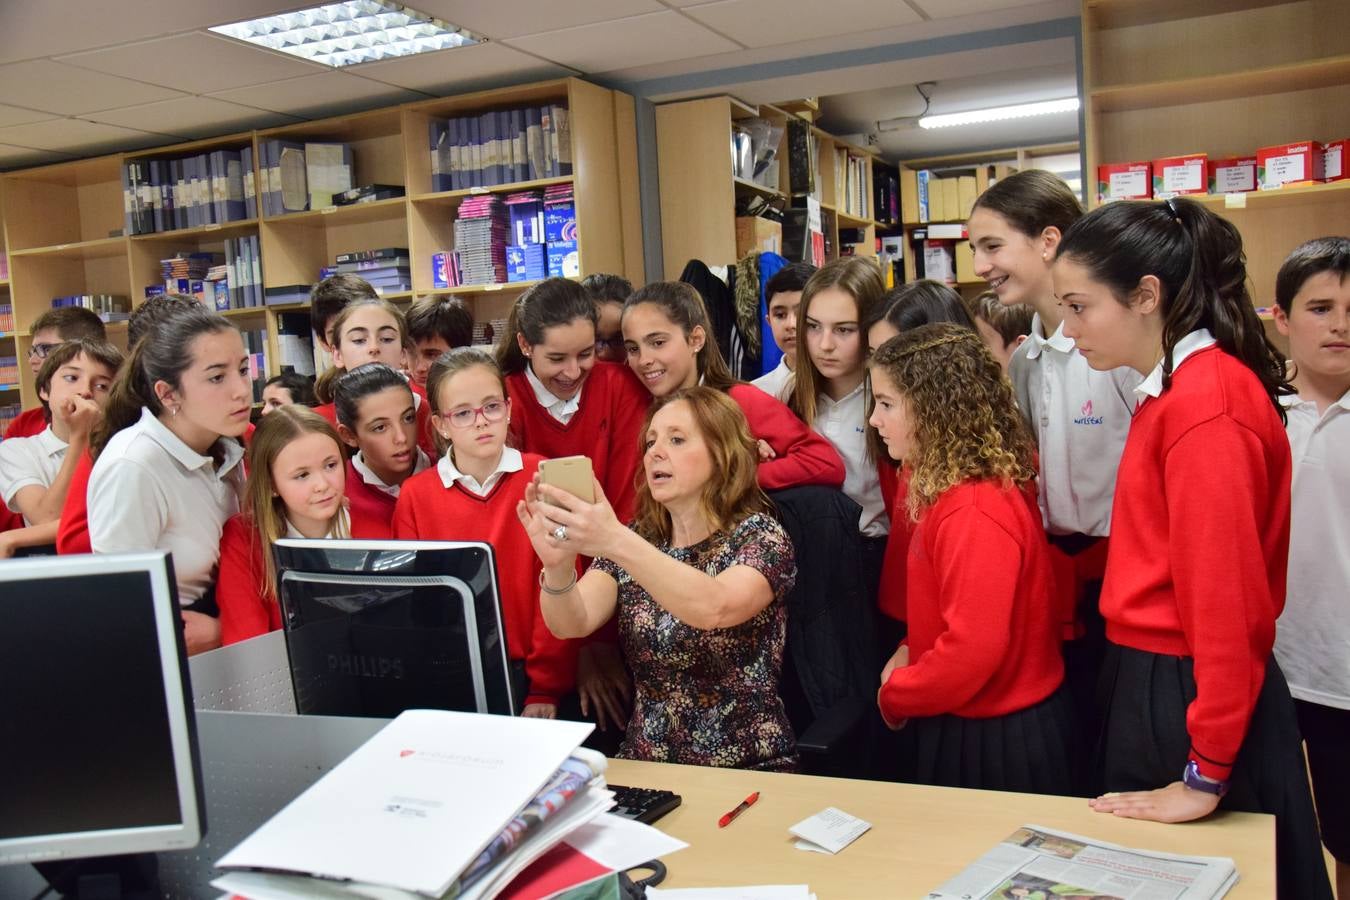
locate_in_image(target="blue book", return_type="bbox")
[250,236,262,308]
[478,111,495,186]
[525,107,543,181]
[429,119,449,192]
[498,110,511,185]
[510,108,526,182]
[224,150,246,221]
[148,160,164,233]
[240,147,255,220]
[209,150,225,223]
[449,117,463,190]
[466,116,481,188]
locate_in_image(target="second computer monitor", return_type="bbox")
[272,539,517,719]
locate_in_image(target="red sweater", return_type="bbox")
[1101,346,1291,781]
[505,363,647,523]
[56,448,95,554]
[393,453,576,707]
[217,506,390,646]
[3,406,45,440]
[314,380,435,456]
[728,384,844,490]
[342,458,400,536]
[876,462,912,622]
[879,479,1062,722]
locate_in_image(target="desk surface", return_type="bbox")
[607,759,1275,899]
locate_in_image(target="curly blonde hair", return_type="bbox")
[868,323,1036,520]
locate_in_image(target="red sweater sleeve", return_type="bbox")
[879,504,1019,721]
[217,515,276,646]
[731,385,845,490]
[56,448,94,555]
[1166,421,1278,781]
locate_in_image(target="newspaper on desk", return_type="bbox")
[925,825,1238,900]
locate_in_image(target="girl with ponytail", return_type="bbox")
[87,304,253,655]
[1054,198,1329,899]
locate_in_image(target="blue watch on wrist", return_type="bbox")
[1183,760,1229,797]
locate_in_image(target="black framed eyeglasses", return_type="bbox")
[28,342,62,360]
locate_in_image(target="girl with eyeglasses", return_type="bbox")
[394,347,575,720]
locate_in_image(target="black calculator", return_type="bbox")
[609,785,682,824]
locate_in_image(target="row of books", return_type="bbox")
[0,355,17,384]
[0,304,12,332]
[0,251,9,281]
[428,104,572,191]
[0,402,21,433]
[51,294,130,323]
[123,149,252,235]
[835,149,871,220]
[242,328,268,404]
[257,140,355,216]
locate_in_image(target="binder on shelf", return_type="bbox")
[429,119,450,192]
[550,103,572,177]
[526,107,544,181]
[278,142,309,214]
[305,142,353,209]
[241,146,256,220]
[466,116,481,188]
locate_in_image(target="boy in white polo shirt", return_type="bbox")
[1271,236,1350,899]
[0,339,121,556]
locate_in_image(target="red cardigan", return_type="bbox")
[505,363,647,523]
[728,384,844,490]
[216,506,392,646]
[876,461,912,623]
[314,378,436,457]
[1101,346,1291,781]
[4,405,45,440]
[393,453,577,707]
[56,448,95,554]
[879,479,1062,722]
[342,458,401,535]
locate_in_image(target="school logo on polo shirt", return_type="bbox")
[1073,399,1105,426]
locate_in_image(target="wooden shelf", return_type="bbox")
[1186,179,1350,211]
[218,307,269,320]
[836,211,877,229]
[423,279,556,297]
[411,176,573,206]
[263,196,407,227]
[1093,54,1350,113]
[130,218,259,243]
[732,176,785,200]
[1087,0,1293,30]
[11,236,128,260]
[1,383,20,392]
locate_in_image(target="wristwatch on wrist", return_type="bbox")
[1182,760,1229,797]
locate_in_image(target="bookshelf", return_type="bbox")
[1084,0,1350,337]
[0,77,642,409]
[654,96,880,280]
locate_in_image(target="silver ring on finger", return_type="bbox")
[552,525,568,542]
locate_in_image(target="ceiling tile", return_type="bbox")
[681,0,922,48]
[83,97,300,139]
[504,11,742,73]
[353,42,571,93]
[58,32,329,95]
[0,144,76,169]
[0,60,185,116]
[0,118,176,153]
[413,0,665,39]
[908,0,1048,18]
[0,0,313,65]
[208,72,429,118]
[0,104,59,128]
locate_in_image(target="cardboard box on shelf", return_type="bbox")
[1097,162,1151,203]
[955,240,976,283]
[1256,141,1326,190]
[735,216,783,257]
[1207,157,1257,194]
[923,240,955,284]
[1153,153,1207,197]
[957,176,977,220]
[1324,139,1348,182]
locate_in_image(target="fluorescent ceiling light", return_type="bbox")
[210,1,485,68]
[918,97,1080,130]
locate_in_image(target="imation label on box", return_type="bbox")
[1153,154,1207,197]
[1325,140,1348,182]
[1208,158,1257,194]
[1257,142,1326,190]
[1097,162,1151,203]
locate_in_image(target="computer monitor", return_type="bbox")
[0,552,206,866]
[273,539,517,719]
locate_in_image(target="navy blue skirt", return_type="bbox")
[1096,643,1332,900]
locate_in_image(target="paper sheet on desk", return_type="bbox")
[788,807,870,855]
[647,887,814,900]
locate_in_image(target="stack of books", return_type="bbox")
[264,284,314,307]
[335,248,411,295]
[455,196,509,286]
[160,252,218,284]
[0,304,14,332]
[428,103,573,191]
[50,294,130,323]
[213,710,684,900]
[544,184,578,279]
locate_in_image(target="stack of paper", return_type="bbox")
[213,710,683,900]
[455,196,510,286]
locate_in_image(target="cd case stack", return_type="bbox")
[455,196,509,286]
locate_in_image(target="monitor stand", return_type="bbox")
[34,854,161,900]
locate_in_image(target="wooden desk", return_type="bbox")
[607,759,1275,898]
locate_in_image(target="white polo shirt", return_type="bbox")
[814,382,888,537]
[0,426,69,525]
[751,357,794,403]
[524,364,582,424]
[88,408,245,609]
[438,446,523,497]
[1008,314,1141,536]
[1274,385,1350,710]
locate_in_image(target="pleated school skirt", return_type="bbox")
[903,682,1076,797]
[1097,642,1333,900]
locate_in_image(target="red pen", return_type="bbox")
[718,791,760,828]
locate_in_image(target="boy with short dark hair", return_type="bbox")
[310,274,378,354]
[404,296,473,387]
[752,261,816,401]
[969,290,1033,376]
[1271,235,1350,900]
[6,307,109,439]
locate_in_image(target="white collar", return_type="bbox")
[352,447,430,497]
[1022,313,1076,359]
[524,363,582,418]
[819,379,866,409]
[1134,329,1218,400]
[1282,384,1350,413]
[137,407,245,479]
[437,446,523,492]
[284,507,350,539]
[34,426,69,458]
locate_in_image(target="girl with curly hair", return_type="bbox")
[868,323,1072,796]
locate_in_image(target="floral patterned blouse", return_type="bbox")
[590,512,798,772]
